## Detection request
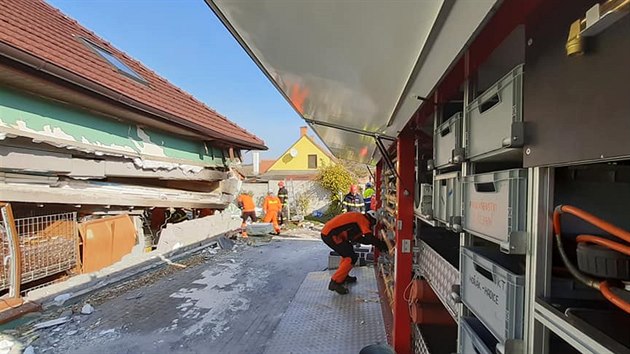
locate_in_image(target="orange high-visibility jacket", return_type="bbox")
[237,194,256,212]
[263,196,282,213]
[321,212,372,244]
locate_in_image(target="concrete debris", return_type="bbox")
[99,329,115,336]
[66,330,78,336]
[53,293,71,306]
[34,317,70,329]
[81,304,94,315]
[157,212,240,253]
[0,339,14,354]
[23,346,35,354]
[125,293,143,300]
[229,259,236,264]
[245,223,274,236]
[217,236,234,250]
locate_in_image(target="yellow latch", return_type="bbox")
[566,0,630,56]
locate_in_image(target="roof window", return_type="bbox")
[80,37,147,84]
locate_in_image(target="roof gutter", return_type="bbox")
[0,41,267,151]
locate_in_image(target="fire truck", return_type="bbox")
[207,0,630,353]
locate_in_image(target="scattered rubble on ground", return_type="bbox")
[52,294,71,307]
[80,304,94,315]
[33,317,70,330]
[7,238,256,353]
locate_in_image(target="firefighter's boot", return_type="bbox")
[328,279,349,295]
[344,275,357,284]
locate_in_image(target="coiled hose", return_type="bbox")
[552,205,630,314]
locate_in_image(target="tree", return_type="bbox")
[316,163,356,215]
[339,159,372,180]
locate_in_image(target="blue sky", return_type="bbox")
[48,0,306,162]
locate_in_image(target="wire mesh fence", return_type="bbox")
[0,212,78,291]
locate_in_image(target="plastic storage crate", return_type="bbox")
[460,317,498,354]
[432,112,464,170]
[462,169,528,254]
[465,65,524,161]
[432,171,462,231]
[461,247,525,346]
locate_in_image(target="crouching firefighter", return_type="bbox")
[321,210,387,294]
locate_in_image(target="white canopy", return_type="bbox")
[207,0,499,163]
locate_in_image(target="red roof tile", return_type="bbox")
[259,160,275,174]
[0,0,266,149]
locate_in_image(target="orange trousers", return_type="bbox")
[332,257,353,283]
[321,235,356,284]
[263,211,281,232]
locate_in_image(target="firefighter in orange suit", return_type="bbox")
[321,210,387,294]
[237,192,256,238]
[263,191,282,235]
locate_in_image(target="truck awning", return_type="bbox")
[206,0,499,163]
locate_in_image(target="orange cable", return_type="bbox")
[600,281,630,314]
[553,205,630,315]
[576,235,630,256]
[560,205,630,243]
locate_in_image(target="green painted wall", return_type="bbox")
[0,87,227,167]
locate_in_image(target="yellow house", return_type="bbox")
[264,127,334,178]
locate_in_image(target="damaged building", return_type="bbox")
[0,0,265,294]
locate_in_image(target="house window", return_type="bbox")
[308,154,318,169]
[80,37,147,84]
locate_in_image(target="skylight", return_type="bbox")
[80,37,147,84]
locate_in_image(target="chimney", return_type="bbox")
[252,151,260,175]
[300,126,308,137]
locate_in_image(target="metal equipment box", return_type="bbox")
[415,183,433,217]
[432,112,464,170]
[465,65,524,161]
[432,171,462,231]
[460,317,498,354]
[461,247,525,346]
[417,240,459,320]
[462,169,528,254]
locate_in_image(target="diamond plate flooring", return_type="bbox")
[264,266,387,354]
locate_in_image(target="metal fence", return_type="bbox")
[0,212,78,291]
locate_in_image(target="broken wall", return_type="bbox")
[0,87,227,168]
[156,211,241,253]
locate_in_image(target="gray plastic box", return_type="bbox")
[462,169,528,254]
[461,247,525,345]
[432,171,461,231]
[460,317,498,354]
[465,65,524,161]
[433,112,464,170]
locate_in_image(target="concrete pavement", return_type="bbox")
[17,236,328,354]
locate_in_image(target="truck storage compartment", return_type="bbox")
[417,240,459,320]
[460,316,499,354]
[465,65,524,161]
[461,247,525,345]
[432,171,461,231]
[414,182,432,218]
[462,169,528,254]
[432,112,463,170]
